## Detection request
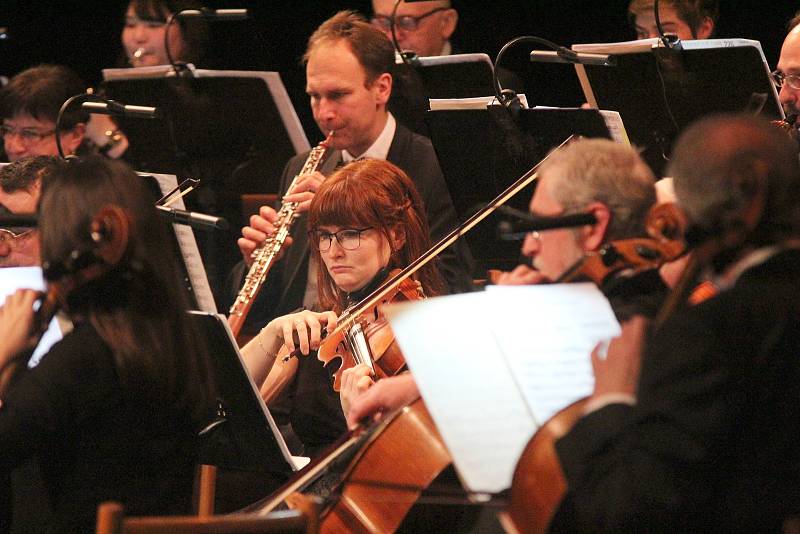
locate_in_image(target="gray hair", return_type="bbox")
[539,139,657,241]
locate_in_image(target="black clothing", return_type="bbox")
[553,249,800,532]
[0,323,198,533]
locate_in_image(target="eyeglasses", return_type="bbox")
[371,7,449,32]
[312,227,373,252]
[0,228,34,244]
[0,125,56,144]
[771,70,800,90]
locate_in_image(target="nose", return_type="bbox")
[4,135,27,160]
[327,237,346,258]
[521,231,540,259]
[315,98,338,125]
[779,84,797,109]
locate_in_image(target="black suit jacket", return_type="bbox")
[227,121,473,333]
[552,249,800,532]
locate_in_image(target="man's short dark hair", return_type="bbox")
[0,155,59,194]
[303,10,395,84]
[628,0,719,38]
[0,65,89,130]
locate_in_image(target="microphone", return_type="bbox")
[496,205,597,241]
[157,206,229,231]
[530,50,616,67]
[175,8,248,20]
[82,100,160,119]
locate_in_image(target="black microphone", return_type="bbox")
[175,8,248,20]
[82,100,160,119]
[496,205,597,241]
[157,206,229,231]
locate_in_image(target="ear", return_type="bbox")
[62,123,86,156]
[695,17,714,39]
[439,8,458,39]
[580,202,611,252]
[372,72,393,106]
[389,225,406,252]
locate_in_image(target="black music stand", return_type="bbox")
[426,106,612,274]
[102,67,310,300]
[189,311,295,510]
[572,38,782,174]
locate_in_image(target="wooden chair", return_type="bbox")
[95,501,318,534]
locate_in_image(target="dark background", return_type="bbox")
[0,1,797,145]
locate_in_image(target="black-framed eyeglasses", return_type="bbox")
[0,228,34,243]
[311,227,373,252]
[371,7,449,32]
[0,125,56,144]
[771,70,800,90]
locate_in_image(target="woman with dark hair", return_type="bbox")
[242,158,443,457]
[121,0,209,67]
[0,155,215,532]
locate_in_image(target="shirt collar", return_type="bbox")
[342,113,396,163]
[713,239,800,291]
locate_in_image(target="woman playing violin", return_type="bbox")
[242,158,443,457]
[0,156,215,532]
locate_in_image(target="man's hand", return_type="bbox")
[282,171,326,214]
[346,373,420,430]
[237,205,292,267]
[590,316,648,400]
[494,264,549,285]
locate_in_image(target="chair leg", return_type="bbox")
[195,464,217,517]
[95,501,124,534]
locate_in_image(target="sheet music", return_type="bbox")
[144,172,217,313]
[598,110,630,145]
[384,283,620,494]
[429,94,530,110]
[385,292,537,494]
[485,284,620,425]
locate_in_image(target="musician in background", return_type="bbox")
[241,158,443,457]
[552,114,800,531]
[0,156,58,268]
[120,0,208,68]
[0,65,88,162]
[0,156,216,532]
[370,0,458,57]
[628,0,717,40]
[232,10,472,334]
[774,16,800,118]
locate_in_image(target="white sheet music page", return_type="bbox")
[385,292,536,494]
[485,283,620,425]
[384,283,620,494]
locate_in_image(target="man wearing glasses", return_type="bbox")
[0,65,89,162]
[370,0,458,58]
[774,14,800,119]
[0,157,58,268]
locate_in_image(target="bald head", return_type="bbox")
[669,114,800,247]
[371,0,457,57]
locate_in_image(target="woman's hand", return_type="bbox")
[0,289,39,365]
[263,309,339,356]
[346,373,420,430]
[339,363,374,418]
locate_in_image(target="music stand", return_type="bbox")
[426,106,612,274]
[390,53,499,136]
[102,67,310,298]
[189,312,295,493]
[571,38,783,174]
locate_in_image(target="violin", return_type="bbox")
[317,269,425,391]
